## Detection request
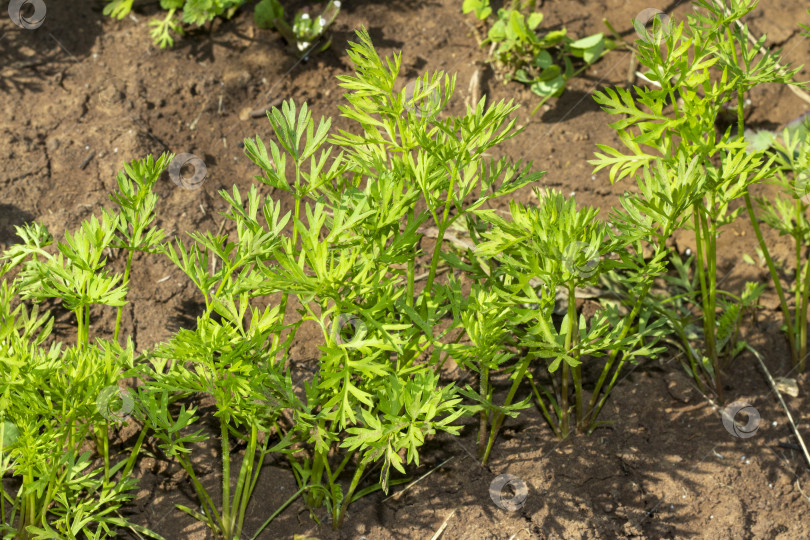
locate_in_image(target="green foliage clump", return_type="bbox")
[104,0,245,48]
[590,0,808,395]
[463,0,614,112]
[255,0,341,56]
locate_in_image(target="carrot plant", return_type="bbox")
[590,0,801,399]
[232,26,544,526]
[128,164,294,538]
[0,157,168,539]
[748,120,810,371]
[471,184,677,447]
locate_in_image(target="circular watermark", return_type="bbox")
[721,401,760,439]
[332,314,367,347]
[8,0,46,30]
[96,386,135,423]
[168,153,207,191]
[562,241,600,280]
[1,420,20,448]
[633,8,673,46]
[402,79,442,119]
[489,474,528,511]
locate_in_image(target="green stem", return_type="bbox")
[307,440,328,507]
[101,425,110,483]
[527,373,561,438]
[334,462,366,530]
[221,418,232,536]
[75,308,84,347]
[700,199,721,397]
[421,157,462,316]
[178,454,221,526]
[271,165,303,366]
[477,364,490,459]
[584,286,649,418]
[330,450,355,483]
[481,356,531,465]
[693,201,718,396]
[743,193,798,365]
[560,361,569,439]
[84,304,91,345]
[232,424,258,539]
[114,250,134,343]
[121,422,150,480]
[567,283,583,429]
[250,487,306,540]
[799,247,810,372]
[407,257,415,309]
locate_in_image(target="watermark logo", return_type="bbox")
[721,400,760,439]
[489,474,528,511]
[563,241,600,280]
[332,314,367,347]
[8,0,46,29]
[168,153,208,191]
[96,385,135,423]
[403,79,442,119]
[633,8,673,46]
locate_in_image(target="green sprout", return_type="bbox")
[463,0,616,113]
[255,0,341,56]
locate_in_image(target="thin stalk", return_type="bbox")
[121,422,149,479]
[249,487,306,540]
[421,224,448,311]
[700,201,721,397]
[232,424,259,539]
[477,364,490,459]
[583,233,669,428]
[527,374,561,438]
[307,442,328,507]
[330,450,355,483]
[407,257,415,308]
[178,454,221,526]
[421,156,463,316]
[481,356,531,465]
[271,164,303,366]
[799,250,810,371]
[743,193,798,364]
[560,361,569,439]
[334,462,366,529]
[100,426,110,483]
[795,208,802,355]
[692,202,716,392]
[75,308,84,347]
[220,419,232,535]
[567,283,583,429]
[588,349,631,429]
[583,278,655,424]
[84,305,91,345]
[114,250,134,343]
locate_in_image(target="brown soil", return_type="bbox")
[2,0,810,539]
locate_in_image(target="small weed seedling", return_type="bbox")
[104,0,247,48]
[463,0,615,113]
[255,0,341,56]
